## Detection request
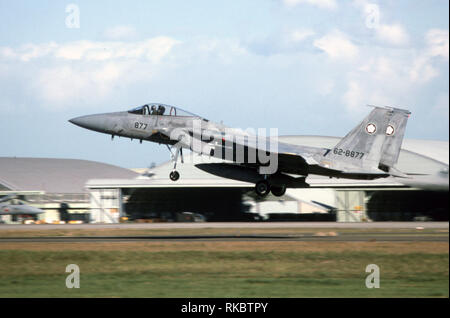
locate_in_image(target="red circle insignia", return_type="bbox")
[386,125,395,136]
[366,123,377,134]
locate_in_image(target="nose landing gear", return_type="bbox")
[167,144,184,182]
[169,170,180,181]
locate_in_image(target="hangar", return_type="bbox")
[0,157,138,223]
[1,136,448,223]
[84,136,448,223]
[85,155,318,223]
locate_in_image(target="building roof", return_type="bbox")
[0,157,138,193]
[87,154,256,189]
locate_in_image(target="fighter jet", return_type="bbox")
[0,194,44,216]
[69,103,412,197]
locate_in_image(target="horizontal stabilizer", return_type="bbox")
[387,167,411,178]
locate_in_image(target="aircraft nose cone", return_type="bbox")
[68,117,78,125]
[69,114,109,132]
[69,115,94,128]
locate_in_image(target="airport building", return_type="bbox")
[0,157,138,223]
[0,136,448,223]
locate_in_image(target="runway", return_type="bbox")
[0,222,447,242]
[0,221,448,230]
[0,232,448,242]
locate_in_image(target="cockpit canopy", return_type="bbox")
[128,103,201,118]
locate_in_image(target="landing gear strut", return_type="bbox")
[167,145,184,182]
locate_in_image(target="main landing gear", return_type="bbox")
[167,145,183,181]
[270,184,287,197]
[254,180,287,198]
[255,180,271,197]
[254,175,309,197]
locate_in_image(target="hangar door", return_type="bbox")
[335,190,367,222]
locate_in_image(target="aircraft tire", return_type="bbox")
[255,180,271,197]
[271,184,286,197]
[169,170,180,181]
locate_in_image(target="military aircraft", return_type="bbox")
[0,194,44,216]
[69,103,412,197]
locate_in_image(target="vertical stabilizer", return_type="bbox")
[379,107,411,169]
[323,107,397,171]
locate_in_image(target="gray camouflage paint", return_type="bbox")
[69,104,420,188]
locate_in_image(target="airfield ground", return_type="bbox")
[0,223,448,297]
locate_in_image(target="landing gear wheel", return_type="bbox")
[169,170,180,181]
[271,184,286,197]
[255,180,271,197]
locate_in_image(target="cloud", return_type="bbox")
[426,29,449,60]
[342,54,429,112]
[283,0,337,10]
[428,93,449,139]
[433,93,449,115]
[409,28,448,83]
[0,37,180,63]
[317,78,335,96]
[408,56,439,83]
[104,25,137,40]
[0,36,254,109]
[285,29,315,43]
[352,2,410,47]
[313,30,359,59]
[341,70,407,115]
[375,24,410,46]
[193,38,249,60]
[244,28,316,56]
[0,42,59,62]
[0,36,181,109]
[0,21,447,131]
[340,27,449,114]
[34,63,128,106]
[342,81,364,111]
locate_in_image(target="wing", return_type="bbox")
[157,121,389,179]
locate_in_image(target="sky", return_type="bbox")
[0,0,448,168]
